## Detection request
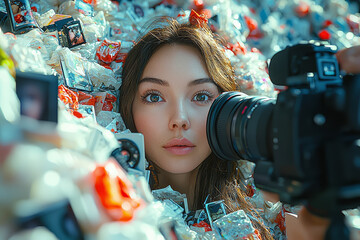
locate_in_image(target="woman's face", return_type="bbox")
[132,44,220,174]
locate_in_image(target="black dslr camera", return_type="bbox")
[206,41,360,216]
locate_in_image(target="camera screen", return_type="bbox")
[67,23,85,48]
[205,200,226,226]
[16,71,58,122]
[321,61,336,77]
[8,0,36,28]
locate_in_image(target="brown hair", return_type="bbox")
[119,17,273,240]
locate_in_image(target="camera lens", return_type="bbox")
[206,91,275,162]
[111,139,140,171]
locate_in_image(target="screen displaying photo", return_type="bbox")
[16,71,58,122]
[67,22,85,47]
[4,0,37,33]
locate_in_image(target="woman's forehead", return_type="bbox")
[142,44,210,81]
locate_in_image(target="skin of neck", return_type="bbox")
[157,166,200,210]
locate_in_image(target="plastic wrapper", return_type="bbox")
[126,173,153,203]
[232,52,277,98]
[92,91,117,114]
[30,0,61,14]
[102,114,116,132]
[33,9,57,28]
[261,201,302,239]
[190,220,212,233]
[97,220,165,240]
[213,210,261,240]
[96,39,122,67]
[58,47,93,92]
[78,90,96,105]
[197,231,219,240]
[80,13,108,43]
[133,201,166,226]
[45,44,63,74]
[153,185,189,214]
[108,18,138,41]
[96,111,126,133]
[92,10,109,31]
[17,30,51,61]
[155,200,198,240]
[235,158,293,238]
[74,0,95,17]
[75,41,101,60]
[41,32,61,58]
[57,112,119,163]
[58,0,83,18]
[8,34,54,75]
[59,88,97,121]
[148,191,200,239]
[85,60,121,90]
[58,84,80,110]
[94,0,118,19]
[74,104,96,121]
[58,84,96,122]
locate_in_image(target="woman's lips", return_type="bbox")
[163,138,195,155]
[164,146,195,155]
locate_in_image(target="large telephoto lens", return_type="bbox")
[206,91,275,162]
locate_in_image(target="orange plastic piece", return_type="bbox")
[189,9,208,28]
[192,221,212,232]
[93,159,143,221]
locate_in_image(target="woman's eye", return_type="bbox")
[144,93,163,103]
[193,93,211,102]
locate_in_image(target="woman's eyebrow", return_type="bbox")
[139,77,169,86]
[139,77,213,86]
[188,78,213,86]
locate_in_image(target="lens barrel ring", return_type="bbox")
[207,91,247,161]
[207,91,275,162]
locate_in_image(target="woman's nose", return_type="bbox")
[169,102,190,130]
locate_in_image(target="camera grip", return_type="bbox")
[305,188,337,218]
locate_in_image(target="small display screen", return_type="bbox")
[4,0,37,33]
[16,71,58,122]
[322,61,336,77]
[66,22,86,48]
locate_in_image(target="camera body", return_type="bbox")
[207,41,360,211]
[112,132,148,180]
[16,199,84,240]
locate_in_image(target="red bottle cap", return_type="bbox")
[318,29,331,40]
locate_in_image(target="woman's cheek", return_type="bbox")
[190,106,210,126]
[134,107,164,135]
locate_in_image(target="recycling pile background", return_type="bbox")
[1,0,360,239]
